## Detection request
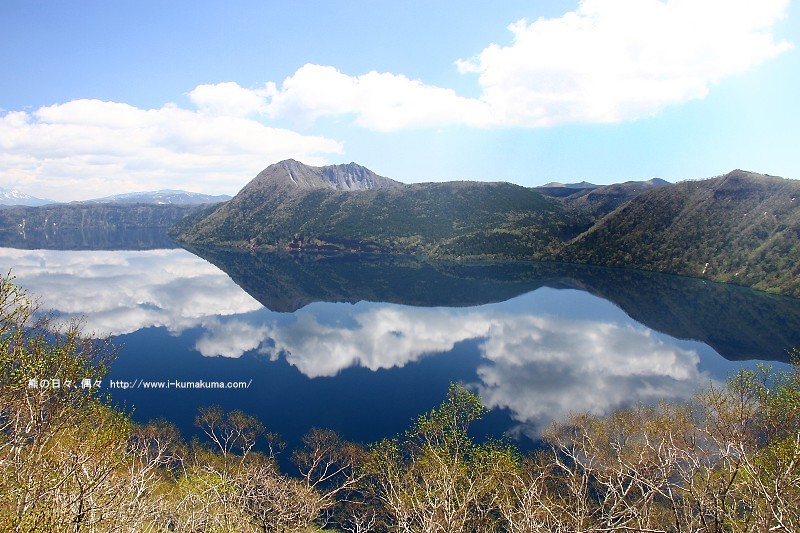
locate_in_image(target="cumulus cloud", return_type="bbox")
[263,0,790,129]
[265,64,491,131]
[0,248,262,336]
[187,82,274,117]
[261,306,492,377]
[0,96,342,201]
[457,0,792,126]
[0,1,789,199]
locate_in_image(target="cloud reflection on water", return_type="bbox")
[201,301,710,433]
[2,247,712,435]
[0,248,262,335]
[261,306,492,377]
[262,304,710,433]
[474,315,707,437]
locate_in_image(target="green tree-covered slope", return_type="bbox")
[173,160,592,259]
[174,163,800,297]
[558,178,670,219]
[561,170,800,296]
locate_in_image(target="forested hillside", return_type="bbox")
[173,160,593,259]
[174,163,800,297]
[561,170,800,296]
[7,161,796,298]
[548,178,669,218]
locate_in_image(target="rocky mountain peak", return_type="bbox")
[319,162,400,191]
[247,160,401,193]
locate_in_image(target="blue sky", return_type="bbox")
[1,0,797,201]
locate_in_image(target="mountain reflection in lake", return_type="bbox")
[2,246,798,451]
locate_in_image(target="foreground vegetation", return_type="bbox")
[2,275,799,532]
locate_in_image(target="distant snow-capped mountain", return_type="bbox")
[81,190,231,205]
[539,180,598,189]
[0,187,55,207]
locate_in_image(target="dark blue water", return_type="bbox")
[3,247,797,456]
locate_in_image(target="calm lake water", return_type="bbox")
[2,244,798,453]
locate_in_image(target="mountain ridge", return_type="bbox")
[79,190,231,205]
[173,162,800,298]
[242,159,401,193]
[0,187,231,207]
[560,169,800,295]
[171,160,591,257]
[0,187,55,207]
[4,161,799,298]
[540,180,598,189]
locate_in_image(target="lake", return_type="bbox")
[2,243,798,455]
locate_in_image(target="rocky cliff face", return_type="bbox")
[0,203,204,250]
[244,159,401,193]
[319,162,400,191]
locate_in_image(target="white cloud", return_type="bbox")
[0,97,342,201]
[195,318,270,358]
[457,0,792,126]
[260,306,492,377]
[187,81,274,117]
[0,1,790,200]
[265,64,491,131]
[264,0,790,129]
